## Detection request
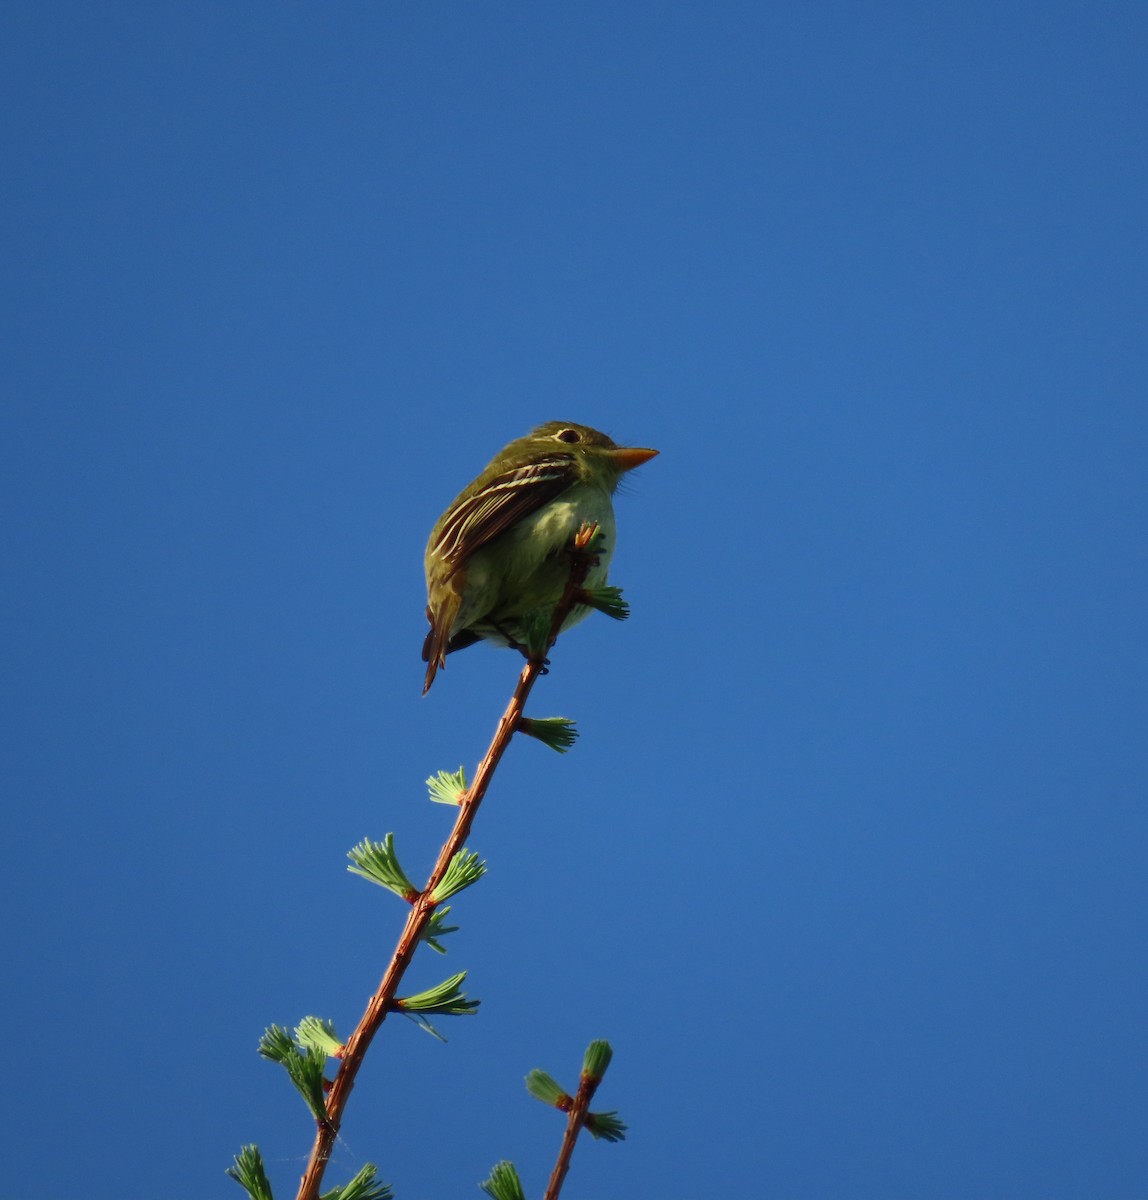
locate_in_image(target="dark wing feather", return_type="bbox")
[429,454,578,573]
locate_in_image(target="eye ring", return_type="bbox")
[556,428,582,444]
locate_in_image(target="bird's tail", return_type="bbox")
[421,595,461,694]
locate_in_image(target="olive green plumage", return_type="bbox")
[422,421,658,693]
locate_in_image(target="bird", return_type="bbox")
[421,421,658,693]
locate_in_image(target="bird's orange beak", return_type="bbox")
[608,446,659,472]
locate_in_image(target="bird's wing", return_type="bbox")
[429,453,579,573]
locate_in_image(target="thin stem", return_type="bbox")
[295,539,599,1200]
[542,1071,603,1200]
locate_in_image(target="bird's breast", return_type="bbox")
[454,483,617,638]
[507,484,618,572]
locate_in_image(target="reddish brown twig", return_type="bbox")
[542,1069,605,1200]
[295,533,600,1200]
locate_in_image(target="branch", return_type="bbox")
[540,1041,622,1200]
[294,527,604,1200]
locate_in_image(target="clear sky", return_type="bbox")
[3,3,1146,1198]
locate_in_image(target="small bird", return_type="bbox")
[422,421,658,693]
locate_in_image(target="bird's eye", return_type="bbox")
[556,428,581,444]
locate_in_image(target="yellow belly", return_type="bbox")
[457,483,617,644]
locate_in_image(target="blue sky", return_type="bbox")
[3,3,1146,1197]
